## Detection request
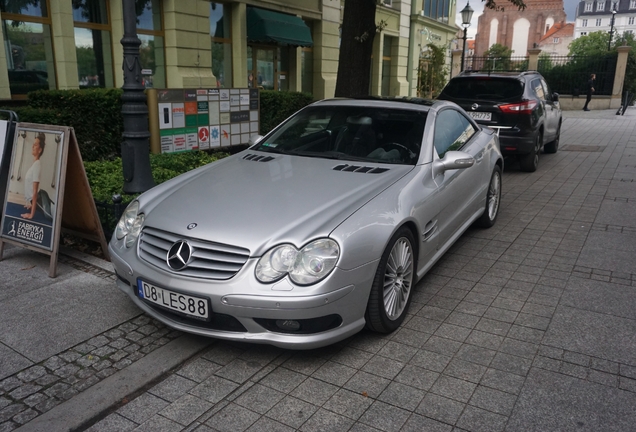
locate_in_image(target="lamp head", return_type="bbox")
[461,2,474,27]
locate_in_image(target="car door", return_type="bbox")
[541,78,560,141]
[532,78,555,141]
[432,108,489,249]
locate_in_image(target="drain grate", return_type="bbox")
[560,145,604,152]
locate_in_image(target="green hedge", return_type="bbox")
[258,90,314,134]
[27,89,124,161]
[85,150,229,202]
[4,88,313,161]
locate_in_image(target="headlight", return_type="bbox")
[255,239,339,285]
[115,200,144,248]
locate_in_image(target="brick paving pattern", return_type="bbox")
[10,109,636,432]
[0,257,182,432]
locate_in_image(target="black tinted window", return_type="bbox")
[434,110,475,157]
[255,106,427,165]
[440,78,524,101]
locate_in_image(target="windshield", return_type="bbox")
[440,77,524,102]
[254,106,427,165]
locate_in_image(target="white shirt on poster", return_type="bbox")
[24,159,41,205]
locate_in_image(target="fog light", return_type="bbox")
[276,320,301,332]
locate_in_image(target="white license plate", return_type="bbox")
[468,111,492,121]
[137,280,209,320]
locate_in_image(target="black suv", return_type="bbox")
[437,70,561,172]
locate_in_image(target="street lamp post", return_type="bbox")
[460,1,474,72]
[608,3,617,50]
[120,0,155,193]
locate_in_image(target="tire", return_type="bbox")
[475,165,502,228]
[544,122,560,154]
[519,132,542,172]
[365,227,416,333]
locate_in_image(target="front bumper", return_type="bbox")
[109,243,377,349]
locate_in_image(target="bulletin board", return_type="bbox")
[155,88,260,154]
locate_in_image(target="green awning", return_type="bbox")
[247,7,313,47]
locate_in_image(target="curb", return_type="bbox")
[16,334,213,432]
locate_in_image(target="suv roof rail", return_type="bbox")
[459,69,540,76]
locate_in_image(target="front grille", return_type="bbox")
[139,226,250,280]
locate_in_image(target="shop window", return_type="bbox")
[137,0,165,88]
[422,0,451,24]
[1,0,47,17]
[1,1,56,98]
[73,0,113,88]
[210,2,232,88]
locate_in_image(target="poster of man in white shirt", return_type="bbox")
[1,127,63,250]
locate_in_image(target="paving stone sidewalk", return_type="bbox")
[8,108,636,432]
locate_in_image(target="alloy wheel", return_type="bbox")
[383,238,414,320]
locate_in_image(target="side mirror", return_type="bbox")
[552,92,559,102]
[433,151,475,176]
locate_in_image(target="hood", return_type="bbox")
[140,152,412,256]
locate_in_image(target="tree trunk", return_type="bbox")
[334,0,377,97]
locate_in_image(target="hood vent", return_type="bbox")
[243,154,275,162]
[333,164,389,174]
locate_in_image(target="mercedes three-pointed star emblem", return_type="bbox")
[167,240,192,271]
[471,103,479,111]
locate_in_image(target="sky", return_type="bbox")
[456,0,580,39]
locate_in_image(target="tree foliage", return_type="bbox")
[568,31,611,56]
[418,44,448,98]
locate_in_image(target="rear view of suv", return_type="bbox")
[437,71,561,172]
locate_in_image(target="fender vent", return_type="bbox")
[333,164,389,174]
[243,154,275,162]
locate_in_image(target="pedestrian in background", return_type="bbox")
[583,73,596,111]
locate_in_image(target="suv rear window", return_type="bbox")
[440,78,524,101]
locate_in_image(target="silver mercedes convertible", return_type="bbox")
[109,98,503,349]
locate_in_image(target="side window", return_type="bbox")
[532,79,545,100]
[433,110,476,158]
[540,79,552,100]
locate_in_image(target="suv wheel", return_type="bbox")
[519,132,542,172]
[544,122,560,154]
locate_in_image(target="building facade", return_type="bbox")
[0,0,460,101]
[574,0,636,38]
[474,0,567,57]
[536,21,574,56]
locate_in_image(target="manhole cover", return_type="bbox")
[561,145,604,152]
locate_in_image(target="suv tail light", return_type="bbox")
[499,100,538,114]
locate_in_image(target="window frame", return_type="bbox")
[597,1,605,11]
[210,1,232,88]
[2,0,57,99]
[595,18,602,26]
[135,0,166,88]
[72,0,115,89]
[582,19,588,27]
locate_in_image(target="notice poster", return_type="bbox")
[152,88,259,154]
[1,127,64,251]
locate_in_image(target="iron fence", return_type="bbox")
[94,195,129,239]
[464,56,529,72]
[538,54,617,96]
